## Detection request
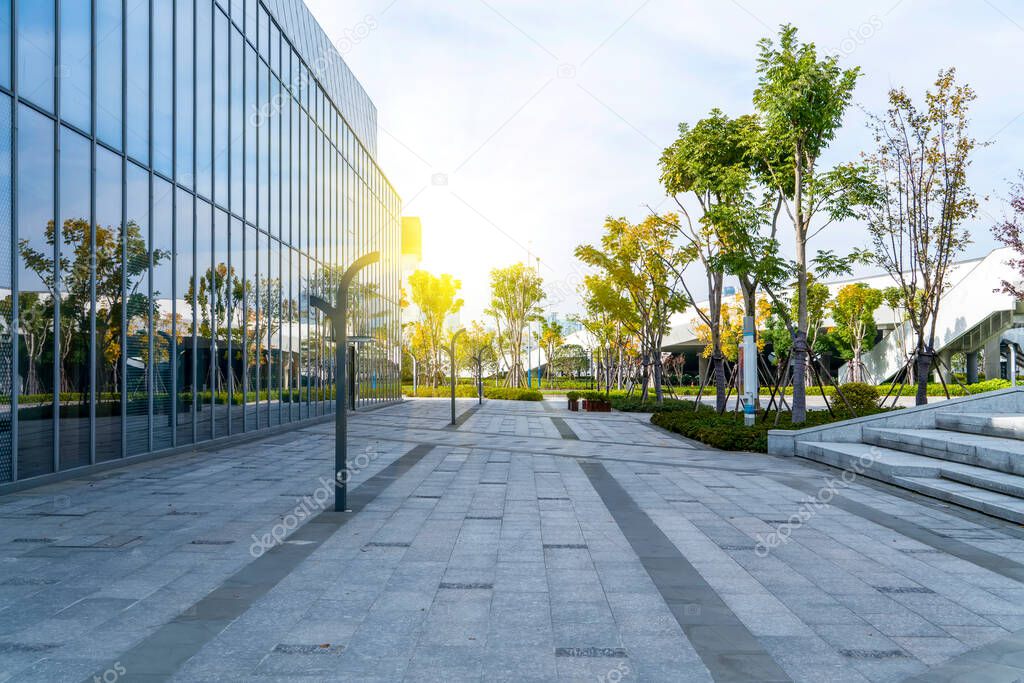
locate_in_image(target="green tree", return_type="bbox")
[407,270,464,387]
[485,263,544,388]
[575,275,634,392]
[553,343,589,380]
[865,68,979,404]
[765,278,832,362]
[536,319,564,387]
[829,283,883,383]
[457,320,497,390]
[752,24,868,422]
[575,214,687,402]
[660,109,762,410]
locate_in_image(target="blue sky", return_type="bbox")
[306,0,1024,321]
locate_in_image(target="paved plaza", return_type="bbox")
[1,398,1024,682]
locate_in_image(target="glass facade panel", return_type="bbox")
[96,0,123,148]
[213,208,228,435]
[0,0,10,89]
[58,125,91,470]
[152,177,173,450]
[17,0,54,111]
[269,236,279,425]
[60,0,91,132]
[126,0,149,163]
[258,229,268,428]
[258,59,268,230]
[228,216,242,433]
[16,105,54,478]
[2,0,401,488]
[243,222,256,429]
[94,145,121,462]
[0,95,12,483]
[229,26,243,212]
[153,0,173,176]
[175,0,193,187]
[195,0,212,198]
[125,163,150,455]
[244,0,255,40]
[214,9,228,204]
[195,199,212,441]
[175,188,194,445]
[244,44,256,222]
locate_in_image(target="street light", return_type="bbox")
[443,329,466,425]
[308,251,379,512]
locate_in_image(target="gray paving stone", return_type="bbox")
[3,398,1024,681]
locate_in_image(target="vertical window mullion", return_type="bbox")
[121,0,128,461]
[52,0,62,472]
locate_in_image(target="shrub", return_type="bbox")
[834,382,880,417]
[610,395,694,413]
[485,387,543,401]
[650,406,866,452]
[566,391,580,401]
[405,385,478,398]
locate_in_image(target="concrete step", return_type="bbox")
[939,467,1024,499]
[890,476,1024,525]
[863,427,1024,476]
[936,412,1024,441]
[797,440,1024,524]
[796,441,943,479]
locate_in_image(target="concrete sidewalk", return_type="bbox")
[1,398,1022,681]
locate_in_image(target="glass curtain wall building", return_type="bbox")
[0,0,402,487]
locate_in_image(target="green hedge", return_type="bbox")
[405,386,479,398]
[610,396,695,413]
[402,385,543,401]
[650,404,888,452]
[777,378,1012,397]
[484,387,543,401]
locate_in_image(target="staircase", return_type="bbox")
[797,412,1024,524]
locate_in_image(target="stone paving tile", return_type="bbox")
[2,398,1024,681]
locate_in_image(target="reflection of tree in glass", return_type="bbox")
[19,218,169,399]
[14,293,51,396]
[186,262,244,391]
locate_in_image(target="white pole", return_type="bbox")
[1011,344,1017,388]
[743,316,757,426]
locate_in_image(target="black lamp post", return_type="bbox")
[443,329,465,425]
[308,251,379,512]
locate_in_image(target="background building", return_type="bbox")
[0,0,402,489]
[659,248,1024,385]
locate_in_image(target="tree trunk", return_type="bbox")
[791,331,808,423]
[639,354,650,402]
[792,141,808,424]
[653,358,663,403]
[915,346,932,406]
[712,353,727,412]
[653,350,664,403]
